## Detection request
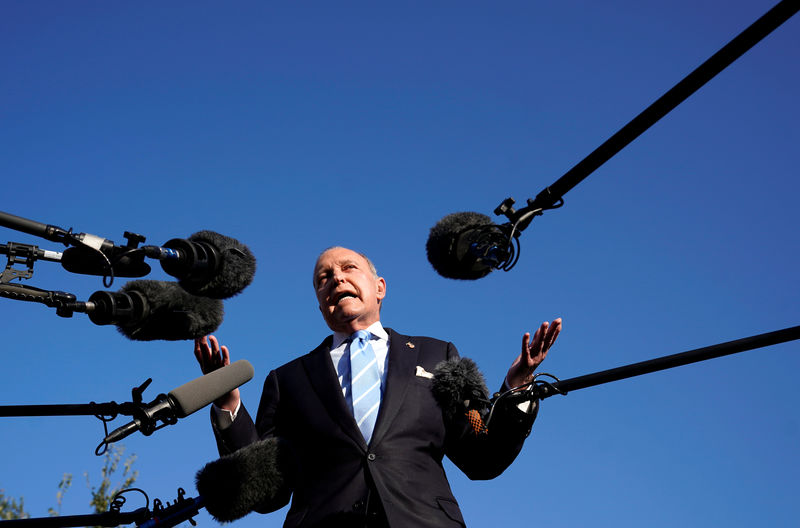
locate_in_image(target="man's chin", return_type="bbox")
[331,301,363,318]
[324,311,360,331]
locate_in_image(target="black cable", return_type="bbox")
[486,372,563,428]
[109,487,149,513]
[94,413,116,456]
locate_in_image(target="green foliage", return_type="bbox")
[0,489,28,520]
[86,444,139,516]
[1,444,138,525]
[47,473,73,517]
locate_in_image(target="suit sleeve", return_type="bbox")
[442,343,537,480]
[210,369,292,513]
[210,369,278,455]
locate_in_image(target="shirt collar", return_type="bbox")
[331,321,388,350]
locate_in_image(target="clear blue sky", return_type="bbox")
[1,1,798,527]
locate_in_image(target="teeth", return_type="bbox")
[337,293,356,303]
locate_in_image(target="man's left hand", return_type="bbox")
[505,318,562,390]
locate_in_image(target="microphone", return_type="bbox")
[196,437,287,522]
[426,212,514,280]
[0,210,151,278]
[60,231,152,278]
[1,211,256,293]
[146,230,256,299]
[77,280,224,341]
[103,360,255,445]
[432,357,491,435]
[138,438,286,526]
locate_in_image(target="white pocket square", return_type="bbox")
[415,366,434,379]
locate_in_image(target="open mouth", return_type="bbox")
[335,292,358,304]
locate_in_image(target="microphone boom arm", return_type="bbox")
[0,282,81,317]
[0,210,74,245]
[0,487,202,528]
[0,377,175,455]
[0,508,151,527]
[488,325,800,425]
[493,0,799,234]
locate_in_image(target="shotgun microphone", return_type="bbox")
[73,280,224,341]
[0,210,152,278]
[103,360,254,445]
[146,230,256,299]
[426,212,514,280]
[60,236,152,278]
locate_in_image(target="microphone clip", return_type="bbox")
[61,230,152,286]
[143,487,203,528]
[485,373,567,428]
[132,377,153,404]
[502,373,567,402]
[493,194,563,234]
[1,241,41,283]
[98,379,179,453]
[129,391,179,438]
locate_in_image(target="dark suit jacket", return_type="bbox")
[213,328,535,527]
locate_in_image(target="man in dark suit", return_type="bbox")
[195,246,561,527]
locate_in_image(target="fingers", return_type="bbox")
[208,335,220,354]
[525,318,562,365]
[220,344,231,367]
[544,318,562,350]
[509,318,563,390]
[532,318,561,349]
[193,336,209,372]
[207,335,227,369]
[522,329,537,358]
[193,335,228,374]
[193,336,205,363]
[529,321,549,361]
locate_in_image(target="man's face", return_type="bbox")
[314,248,386,333]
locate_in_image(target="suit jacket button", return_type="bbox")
[367,453,377,461]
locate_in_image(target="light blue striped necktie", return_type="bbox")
[348,330,381,443]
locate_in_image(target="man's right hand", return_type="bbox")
[194,335,241,412]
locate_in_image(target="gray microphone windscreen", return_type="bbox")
[196,437,286,522]
[169,360,255,417]
[432,357,490,421]
[116,280,224,341]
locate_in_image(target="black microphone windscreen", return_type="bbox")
[169,360,254,417]
[426,212,496,280]
[196,438,285,523]
[432,357,490,422]
[179,230,256,299]
[116,280,224,341]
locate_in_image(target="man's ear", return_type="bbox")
[376,277,386,302]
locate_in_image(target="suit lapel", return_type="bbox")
[301,336,366,448]
[370,328,419,447]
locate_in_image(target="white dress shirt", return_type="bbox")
[329,321,389,409]
[214,321,390,430]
